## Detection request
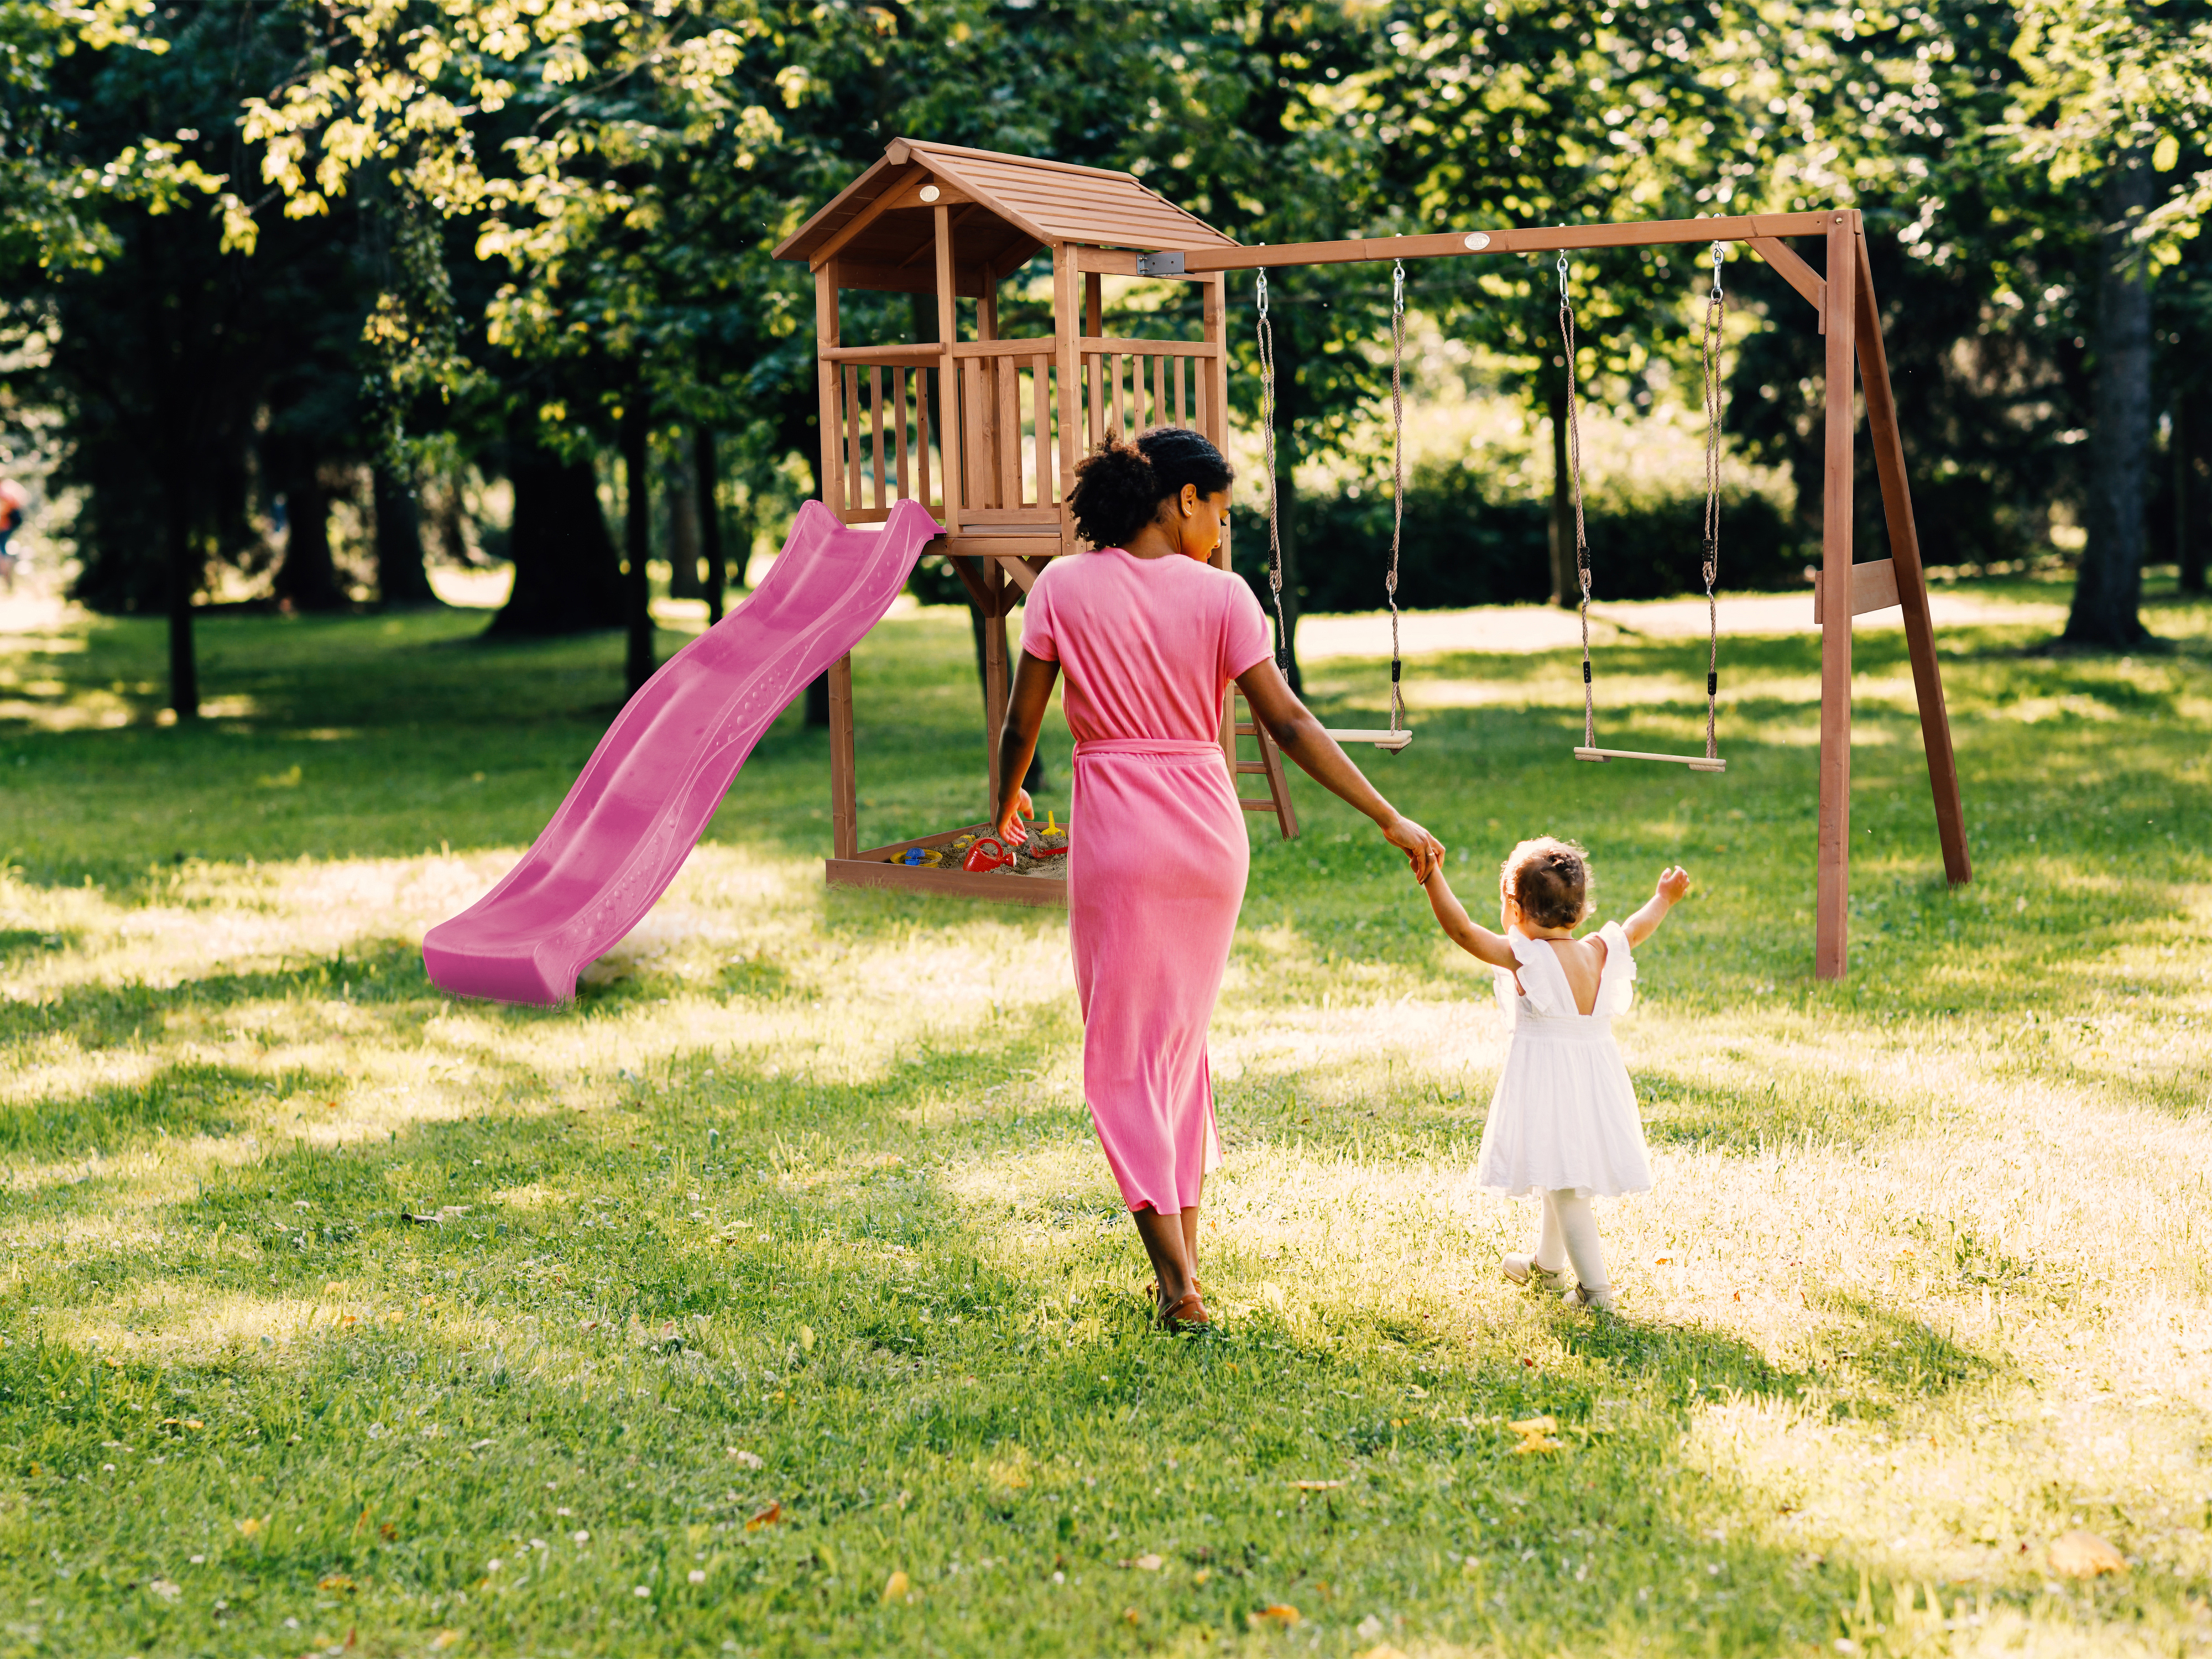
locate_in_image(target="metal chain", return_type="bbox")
[1387,259,1406,733]
[1256,269,1290,672]
[1701,240,1725,762]
[1559,253,1594,750]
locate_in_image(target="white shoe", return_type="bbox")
[1562,1282,1616,1313]
[1502,1253,1569,1288]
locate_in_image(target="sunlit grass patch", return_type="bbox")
[0,583,2206,1655]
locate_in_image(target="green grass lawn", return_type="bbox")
[0,576,2208,1658]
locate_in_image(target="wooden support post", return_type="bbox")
[815,264,843,521]
[828,653,858,860]
[933,207,963,535]
[1854,229,1971,889]
[1201,272,1228,448]
[1816,210,1859,980]
[983,557,1009,812]
[1053,244,1081,546]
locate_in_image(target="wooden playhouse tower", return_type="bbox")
[772,138,1302,906]
[775,139,1971,979]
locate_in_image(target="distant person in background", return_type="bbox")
[0,479,27,594]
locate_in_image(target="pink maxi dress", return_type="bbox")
[1019,548,1274,1214]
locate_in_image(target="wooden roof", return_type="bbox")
[773,139,1235,289]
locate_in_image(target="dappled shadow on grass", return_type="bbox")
[0,1058,342,1163]
[0,937,436,1053]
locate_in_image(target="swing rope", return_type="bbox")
[1560,253,1596,752]
[1386,259,1406,735]
[1699,240,1725,764]
[1563,244,1728,774]
[1256,269,1290,674]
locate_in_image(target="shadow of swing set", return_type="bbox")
[773,139,1971,980]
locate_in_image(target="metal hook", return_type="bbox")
[1256,269,1269,319]
[1709,240,1724,296]
[1391,259,1405,314]
[1556,251,1569,293]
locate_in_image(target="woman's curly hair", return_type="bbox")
[1500,837,1594,931]
[1066,426,1234,549]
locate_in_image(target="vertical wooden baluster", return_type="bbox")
[893,367,910,500]
[918,367,933,511]
[869,366,887,512]
[966,356,988,510]
[1033,354,1051,508]
[1152,354,1166,430]
[842,364,862,513]
[998,351,1020,509]
[1112,354,1125,440]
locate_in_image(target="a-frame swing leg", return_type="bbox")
[1815,211,1859,981]
[1853,228,1971,890]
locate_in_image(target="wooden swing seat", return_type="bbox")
[1325,727,1414,752]
[1573,745,1725,773]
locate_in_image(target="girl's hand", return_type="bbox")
[1381,814,1444,882]
[995,788,1035,846]
[1655,865,1692,904]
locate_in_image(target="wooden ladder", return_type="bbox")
[1222,687,1298,839]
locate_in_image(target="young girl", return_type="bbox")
[1421,839,1690,1311]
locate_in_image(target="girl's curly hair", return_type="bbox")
[1500,837,1593,930]
[1066,426,1234,549]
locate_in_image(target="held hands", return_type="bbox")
[994,787,1035,847]
[1655,865,1692,906]
[1381,814,1446,883]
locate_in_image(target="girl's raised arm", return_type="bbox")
[1621,865,1692,947]
[1422,867,1519,968]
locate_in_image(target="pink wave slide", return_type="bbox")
[422,498,942,1005]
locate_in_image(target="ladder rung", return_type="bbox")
[1234,761,1269,774]
[1234,723,1259,737]
[1239,799,1280,812]
[1573,746,1725,773]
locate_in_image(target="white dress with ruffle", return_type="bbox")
[1474,922,1654,1198]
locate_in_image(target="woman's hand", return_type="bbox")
[1381,813,1444,883]
[995,787,1035,846]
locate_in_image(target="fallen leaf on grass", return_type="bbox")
[745,1501,782,1531]
[726,1448,764,1469]
[881,1570,910,1603]
[147,1579,181,1600]
[319,1575,356,1593]
[1248,1604,1301,1627]
[1117,1553,1164,1571]
[427,1632,462,1651]
[2049,1531,2126,1577]
[236,1516,267,1540]
[1288,1480,1343,1491]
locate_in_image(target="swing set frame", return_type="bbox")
[779,138,1968,979]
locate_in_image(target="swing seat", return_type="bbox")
[1574,745,1725,773]
[1324,728,1414,753]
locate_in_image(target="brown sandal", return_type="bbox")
[1159,1290,1212,1331]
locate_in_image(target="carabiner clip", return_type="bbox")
[1710,240,1725,298]
[1391,259,1405,315]
[1256,268,1269,319]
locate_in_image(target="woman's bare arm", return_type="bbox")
[992,648,1061,841]
[1233,656,1443,880]
[1421,866,1519,968]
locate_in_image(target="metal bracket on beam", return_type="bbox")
[1134,249,1186,276]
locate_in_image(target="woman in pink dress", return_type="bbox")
[994,428,1442,1330]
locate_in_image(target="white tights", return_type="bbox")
[1533,1189,1610,1295]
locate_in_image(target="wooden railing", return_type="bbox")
[826,347,941,523]
[822,333,1224,531]
[1079,338,1218,452]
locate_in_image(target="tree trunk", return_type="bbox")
[165,479,198,719]
[373,465,439,607]
[2181,387,2209,597]
[1270,329,1304,694]
[666,441,702,598]
[1547,377,1574,608]
[623,392,656,697]
[2065,159,2155,648]
[487,424,624,637]
[273,466,346,612]
[696,426,726,624]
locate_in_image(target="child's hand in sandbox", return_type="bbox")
[995,787,1035,847]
